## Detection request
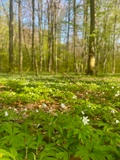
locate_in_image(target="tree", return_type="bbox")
[9,0,14,72]
[82,0,89,73]
[38,0,43,72]
[73,0,77,72]
[87,0,96,75]
[112,0,118,74]
[47,0,52,72]
[18,0,22,73]
[66,0,71,71]
[31,0,35,71]
[31,0,38,75]
[47,0,58,73]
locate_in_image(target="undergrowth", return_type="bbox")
[0,74,120,160]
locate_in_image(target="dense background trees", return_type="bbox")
[0,0,120,74]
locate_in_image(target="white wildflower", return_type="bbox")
[5,111,9,117]
[24,108,27,111]
[82,116,90,125]
[14,108,18,112]
[81,111,85,115]
[111,86,114,89]
[60,103,67,109]
[115,91,120,97]
[115,94,119,97]
[116,120,119,124]
[72,95,77,99]
[36,109,39,113]
[111,109,115,114]
[42,103,47,108]
[117,91,120,94]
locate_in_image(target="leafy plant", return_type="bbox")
[0,74,120,159]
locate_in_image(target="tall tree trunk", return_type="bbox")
[51,3,54,72]
[47,0,52,72]
[32,0,38,75]
[9,0,14,72]
[112,0,117,74]
[31,0,35,71]
[73,0,77,72]
[87,0,96,75]
[83,0,88,73]
[54,1,57,74]
[18,0,22,74]
[38,0,43,72]
[47,0,58,73]
[66,0,71,71]
[102,7,108,73]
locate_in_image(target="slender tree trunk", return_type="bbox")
[87,0,96,75]
[43,20,46,71]
[31,0,35,71]
[18,0,22,74]
[54,1,57,73]
[112,0,117,74]
[83,0,88,73]
[38,0,43,72]
[32,0,38,75]
[102,7,108,73]
[66,0,71,71]
[73,0,77,72]
[47,0,52,72]
[9,0,14,72]
[51,3,54,72]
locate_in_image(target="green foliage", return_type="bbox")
[0,74,120,159]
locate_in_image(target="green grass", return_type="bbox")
[0,73,120,160]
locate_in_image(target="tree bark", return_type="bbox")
[83,0,88,73]
[9,0,14,72]
[38,0,43,72]
[31,0,35,71]
[54,1,58,74]
[18,0,22,74]
[66,0,71,71]
[32,0,38,75]
[112,0,117,74]
[73,0,77,72]
[47,0,52,72]
[87,0,96,75]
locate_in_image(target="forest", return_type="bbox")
[0,0,120,160]
[0,0,120,74]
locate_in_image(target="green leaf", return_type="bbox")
[75,145,90,160]
[0,149,16,160]
[9,148,17,158]
[56,151,69,160]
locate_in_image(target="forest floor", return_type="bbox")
[0,73,120,160]
[0,73,120,112]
